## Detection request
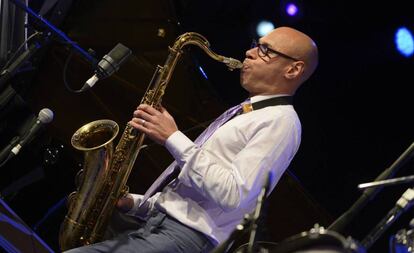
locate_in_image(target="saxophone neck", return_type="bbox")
[172,32,243,71]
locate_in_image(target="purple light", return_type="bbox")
[286,3,298,16]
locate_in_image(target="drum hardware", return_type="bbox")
[233,241,279,253]
[231,224,365,253]
[328,142,414,233]
[361,188,414,250]
[271,224,365,253]
[390,225,414,253]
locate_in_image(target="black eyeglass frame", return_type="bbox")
[251,40,301,62]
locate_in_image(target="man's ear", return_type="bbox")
[285,61,304,80]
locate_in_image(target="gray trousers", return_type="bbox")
[63,209,215,253]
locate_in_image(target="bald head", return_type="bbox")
[265,27,319,84]
[241,26,319,96]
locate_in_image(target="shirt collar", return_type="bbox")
[249,94,291,104]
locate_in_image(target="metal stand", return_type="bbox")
[246,171,271,253]
[211,214,253,253]
[359,175,414,190]
[8,0,97,65]
[0,34,43,93]
[328,141,414,233]
[211,171,271,253]
[0,136,19,167]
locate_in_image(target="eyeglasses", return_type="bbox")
[251,40,300,62]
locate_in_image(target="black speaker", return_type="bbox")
[0,197,54,253]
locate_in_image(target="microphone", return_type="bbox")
[83,43,132,90]
[10,108,54,156]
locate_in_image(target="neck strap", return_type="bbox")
[251,96,293,110]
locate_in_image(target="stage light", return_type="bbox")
[280,0,303,22]
[286,3,299,16]
[256,21,275,37]
[395,27,414,57]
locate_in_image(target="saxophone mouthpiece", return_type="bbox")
[223,57,243,71]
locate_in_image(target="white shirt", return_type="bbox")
[128,94,302,245]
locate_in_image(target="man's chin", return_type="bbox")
[240,77,248,89]
[240,82,247,91]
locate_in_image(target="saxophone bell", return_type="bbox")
[59,119,119,251]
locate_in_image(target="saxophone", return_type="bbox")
[58,32,242,251]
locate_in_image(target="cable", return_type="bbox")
[1,32,41,71]
[62,49,88,93]
[0,153,13,168]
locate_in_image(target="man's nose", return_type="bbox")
[245,47,256,59]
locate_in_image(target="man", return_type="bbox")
[65,26,318,253]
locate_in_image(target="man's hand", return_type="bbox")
[116,194,134,213]
[129,104,178,145]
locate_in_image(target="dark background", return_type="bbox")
[1,0,413,252]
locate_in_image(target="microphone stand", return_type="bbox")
[0,136,20,168]
[0,33,44,109]
[211,214,252,253]
[211,171,271,253]
[0,0,97,94]
[246,171,271,253]
[328,141,414,233]
[7,0,97,65]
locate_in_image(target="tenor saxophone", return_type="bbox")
[58,32,242,251]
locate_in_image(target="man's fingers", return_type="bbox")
[130,119,152,131]
[137,104,161,115]
[133,109,152,120]
[159,106,173,119]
